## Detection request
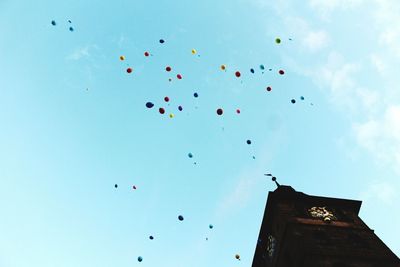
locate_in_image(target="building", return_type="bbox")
[252,178,400,267]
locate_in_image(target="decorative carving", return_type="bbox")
[308,206,336,222]
[266,235,276,258]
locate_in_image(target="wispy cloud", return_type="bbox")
[359,180,398,205]
[67,45,99,61]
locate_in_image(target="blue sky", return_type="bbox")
[1,0,399,266]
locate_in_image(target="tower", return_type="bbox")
[252,179,400,267]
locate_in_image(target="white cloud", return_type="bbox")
[353,105,400,173]
[309,0,363,19]
[67,45,97,61]
[359,180,398,205]
[302,30,330,51]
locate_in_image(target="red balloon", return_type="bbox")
[177,74,182,79]
[126,67,133,73]
[235,71,241,77]
[236,109,241,114]
[166,66,172,72]
[266,86,272,92]
[159,108,165,114]
[216,108,223,115]
[164,96,170,102]
[144,51,150,57]
[279,69,285,75]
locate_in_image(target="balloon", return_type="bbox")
[235,254,240,260]
[178,106,183,111]
[144,51,150,57]
[51,20,56,26]
[220,64,226,71]
[194,92,198,98]
[236,109,241,114]
[216,108,223,115]
[266,86,272,92]
[149,236,154,240]
[169,113,174,118]
[191,49,197,54]
[114,184,118,188]
[279,69,285,75]
[235,71,241,78]
[178,215,184,221]
[119,55,125,61]
[164,96,170,102]
[68,20,72,23]
[188,153,193,158]
[300,96,305,100]
[177,74,182,79]
[250,68,255,73]
[126,67,133,73]
[69,26,74,32]
[168,78,172,82]
[132,185,137,190]
[146,102,154,108]
[260,64,265,70]
[275,37,281,44]
[138,256,143,262]
[159,108,165,114]
[291,99,296,104]
[209,224,213,229]
[159,39,165,43]
[166,66,172,72]
[246,139,252,145]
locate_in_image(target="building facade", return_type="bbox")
[252,184,400,267]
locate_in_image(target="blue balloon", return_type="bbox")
[138,256,143,262]
[300,96,305,100]
[178,215,184,221]
[146,102,154,108]
[69,26,74,32]
[260,64,265,70]
[209,224,214,229]
[51,20,56,26]
[194,92,198,98]
[250,68,255,73]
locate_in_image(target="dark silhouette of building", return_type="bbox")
[252,181,400,267]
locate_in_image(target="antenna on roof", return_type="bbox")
[264,173,280,188]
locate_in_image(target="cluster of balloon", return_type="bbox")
[119,55,133,74]
[50,19,73,31]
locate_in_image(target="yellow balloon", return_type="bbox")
[220,64,226,71]
[191,49,197,54]
[119,55,125,61]
[169,113,175,118]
